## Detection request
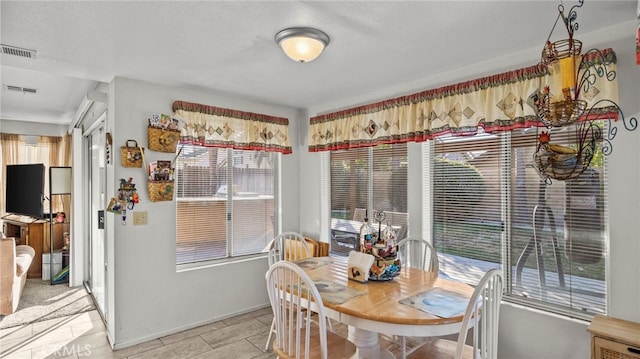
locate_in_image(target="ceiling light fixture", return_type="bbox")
[275,27,330,63]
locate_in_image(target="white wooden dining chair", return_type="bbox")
[407,269,504,359]
[265,260,357,359]
[396,237,440,358]
[397,237,439,274]
[265,231,312,351]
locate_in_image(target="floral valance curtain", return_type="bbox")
[173,100,292,154]
[308,48,618,152]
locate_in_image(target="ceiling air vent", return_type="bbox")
[4,84,38,94]
[1,44,37,59]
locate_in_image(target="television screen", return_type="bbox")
[5,164,45,218]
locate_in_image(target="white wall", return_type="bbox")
[107,77,302,348]
[299,21,640,359]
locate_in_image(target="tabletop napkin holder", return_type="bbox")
[348,251,374,283]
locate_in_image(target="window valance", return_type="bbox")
[308,48,618,152]
[173,100,292,154]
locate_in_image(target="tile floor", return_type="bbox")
[1,306,404,359]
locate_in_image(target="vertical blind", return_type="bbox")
[432,126,606,318]
[176,145,276,264]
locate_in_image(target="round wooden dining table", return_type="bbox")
[298,256,475,359]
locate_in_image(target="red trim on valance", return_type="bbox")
[173,100,289,126]
[307,117,547,152]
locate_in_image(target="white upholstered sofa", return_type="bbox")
[0,237,35,315]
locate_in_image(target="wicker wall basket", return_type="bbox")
[120,140,144,168]
[147,180,174,202]
[148,126,180,153]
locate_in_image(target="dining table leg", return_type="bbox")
[348,326,396,359]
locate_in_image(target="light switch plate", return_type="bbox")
[133,211,147,225]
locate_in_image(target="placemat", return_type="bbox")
[315,280,365,304]
[293,280,365,305]
[399,287,469,318]
[294,257,334,270]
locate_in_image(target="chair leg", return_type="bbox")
[264,317,275,351]
[401,336,407,359]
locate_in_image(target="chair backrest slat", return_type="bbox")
[455,269,504,359]
[397,237,439,275]
[267,231,311,267]
[266,261,330,359]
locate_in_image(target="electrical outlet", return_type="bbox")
[133,211,148,225]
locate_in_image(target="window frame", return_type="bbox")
[327,143,409,255]
[425,128,608,320]
[175,145,280,267]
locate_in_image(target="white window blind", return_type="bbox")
[432,132,504,284]
[176,145,276,265]
[431,127,607,318]
[329,143,408,255]
[510,128,606,317]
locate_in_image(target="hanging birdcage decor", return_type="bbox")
[532,0,637,183]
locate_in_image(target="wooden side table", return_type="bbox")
[587,314,640,359]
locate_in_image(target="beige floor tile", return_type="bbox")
[77,344,123,359]
[0,346,32,359]
[68,319,107,339]
[0,324,34,342]
[31,317,72,334]
[111,338,164,358]
[125,343,176,359]
[221,307,272,326]
[254,313,273,327]
[200,319,269,350]
[159,320,227,345]
[244,331,271,349]
[190,339,264,359]
[248,352,277,359]
[65,331,110,352]
[29,338,92,359]
[2,327,74,352]
[129,336,212,359]
[31,347,76,359]
[7,308,418,359]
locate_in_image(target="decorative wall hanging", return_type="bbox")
[532,0,637,183]
[148,114,181,153]
[118,177,139,209]
[120,140,144,168]
[146,160,174,202]
[106,197,125,214]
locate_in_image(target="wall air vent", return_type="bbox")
[1,44,37,59]
[4,84,38,94]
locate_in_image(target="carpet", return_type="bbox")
[0,279,96,329]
